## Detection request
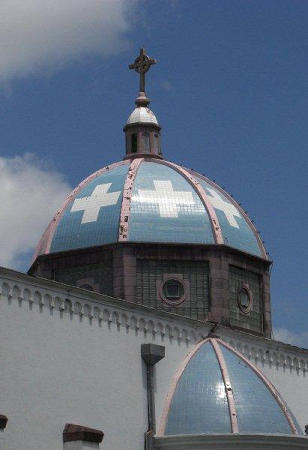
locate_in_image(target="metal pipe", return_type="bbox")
[146,364,155,432]
[141,344,165,450]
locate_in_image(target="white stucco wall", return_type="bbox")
[0,268,307,450]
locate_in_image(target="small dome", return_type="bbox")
[126,106,159,125]
[160,338,302,436]
[33,158,267,260]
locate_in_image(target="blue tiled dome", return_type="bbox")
[160,338,302,436]
[34,158,267,259]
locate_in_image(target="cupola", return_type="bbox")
[123,48,162,159]
[30,48,272,339]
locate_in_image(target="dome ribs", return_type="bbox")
[159,160,224,245]
[188,169,268,260]
[217,338,298,435]
[157,338,209,437]
[210,338,239,433]
[118,158,143,242]
[160,337,299,438]
[35,160,129,257]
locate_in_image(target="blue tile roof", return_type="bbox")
[51,164,129,253]
[195,176,262,256]
[165,342,231,435]
[35,158,266,258]
[129,162,214,244]
[163,339,301,436]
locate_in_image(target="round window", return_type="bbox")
[161,279,186,305]
[237,286,252,314]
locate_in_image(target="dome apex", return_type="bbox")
[126,106,159,126]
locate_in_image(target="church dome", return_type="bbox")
[159,338,302,436]
[33,48,267,262]
[33,158,267,260]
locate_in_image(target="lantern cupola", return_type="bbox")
[124,48,162,159]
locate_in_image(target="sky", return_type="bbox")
[0,0,307,346]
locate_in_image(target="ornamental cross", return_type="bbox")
[129,48,157,92]
[134,180,194,218]
[70,183,121,224]
[206,187,241,228]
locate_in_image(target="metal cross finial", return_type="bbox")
[129,48,157,93]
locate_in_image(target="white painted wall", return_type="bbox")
[0,268,307,450]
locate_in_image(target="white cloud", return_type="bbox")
[273,328,308,349]
[0,0,138,81]
[0,154,71,269]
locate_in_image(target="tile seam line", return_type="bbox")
[154,160,224,245]
[210,338,239,433]
[217,338,298,435]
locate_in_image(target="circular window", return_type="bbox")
[237,286,252,314]
[160,279,186,306]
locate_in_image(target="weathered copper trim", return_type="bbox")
[210,338,239,433]
[152,160,224,244]
[188,168,268,259]
[217,338,298,434]
[157,338,210,436]
[32,160,130,260]
[118,158,143,241]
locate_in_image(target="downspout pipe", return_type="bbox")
[141,344,165,450]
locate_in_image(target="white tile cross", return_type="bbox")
[71,183,121,224]
[206,187,241,228]
[135,180,194,218]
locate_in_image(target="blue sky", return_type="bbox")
[0,0,307,345]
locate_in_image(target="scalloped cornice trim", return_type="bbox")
[1,268,307,374]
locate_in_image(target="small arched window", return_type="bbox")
[154,133,161,154]
[131,133,138,153]
[142,132,150,153]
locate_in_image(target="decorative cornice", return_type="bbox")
[1,267,308,374]
[0,269,207,345]
[222,331,308,374]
